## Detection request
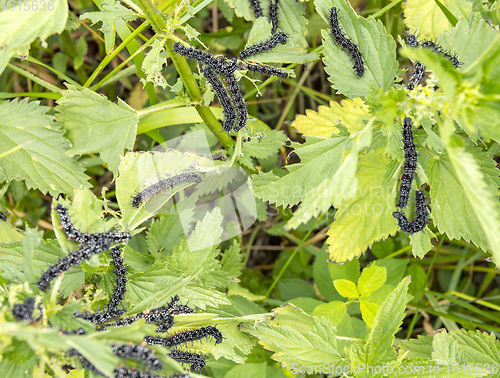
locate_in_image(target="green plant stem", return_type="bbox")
[84,22,150,88]
[91,36,156,91]
[7,63,61,92]
[371,0,403,18]
[244,226,261,267]
[265,215,323,299]
[133,0,233,149]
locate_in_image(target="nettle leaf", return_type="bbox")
[0,99,90,196]
[116,150,208,230]
[224,0,255,21]
[432,331,463,365]
[141,39,169,88]
[315,0,398,98]
[446,146,500,266]
[398,335,433,359]
[0,0,68,74]
[450,329,500,367]
[145,214,185,256]
[288,122,371,228]
[241,129,287,160]
[128,209,232,311]
[351,277,410,368]
[291,98,370,137]
[426,148,500,256]
[441,14,499,71]
[220,240,244,280]
[242,4,318,63]
[243,315,348,369]
[326,152,398,263]
[251,133,350,207]
[56,84,139,173]
[404,0,472,39]
[80,0,138,54]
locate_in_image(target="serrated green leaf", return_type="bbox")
[404,0,472,39]
[450,329,500,368]
[333,279,358,299]
[0,0,68,75]
[441,14,499,71]
[426,148,500,258]
[288,121,371,228]
[55,84,138,173]
[316,0,399,98]
[220,240,244,280]
[80,0,138,54]
[351,277,410,368]
[242,9,317,64]
[357,263,387,297]
[145,214,185,256]
[432,331,463,365]
[326,152,398,263]
[0,99,90,196]
[251,134,350,207]
[291,98,370,137]
[243,315,347,368]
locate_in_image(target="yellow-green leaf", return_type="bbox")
[404,0,472,39]
[360,300,379,328]
[333,279,358,299]
[357,263,387,297]
[291,98,370,137]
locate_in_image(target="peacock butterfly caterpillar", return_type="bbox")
[202,65,237,134]
[107,245,127,313]
[396,117,417,209]
[112,343,163,371]
[270,0,279,34]
[238,32,287,60]
[250,0,263,18]
[329,7,365,77]
[393,189,429,234]
[144,325,223,348]
[131,172,202,209]
[168,350,206,372]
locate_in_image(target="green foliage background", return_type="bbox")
[1,0,500,376]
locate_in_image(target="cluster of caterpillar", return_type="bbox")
[55,204,131,245]
[37,205,131,291]
[249,0,280,35]
[173,40,288,134]
[404,31,461,90]
[393,118,429,234]
[131,172,202,209]
[70,348,190,378]
[329,7,364,77]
